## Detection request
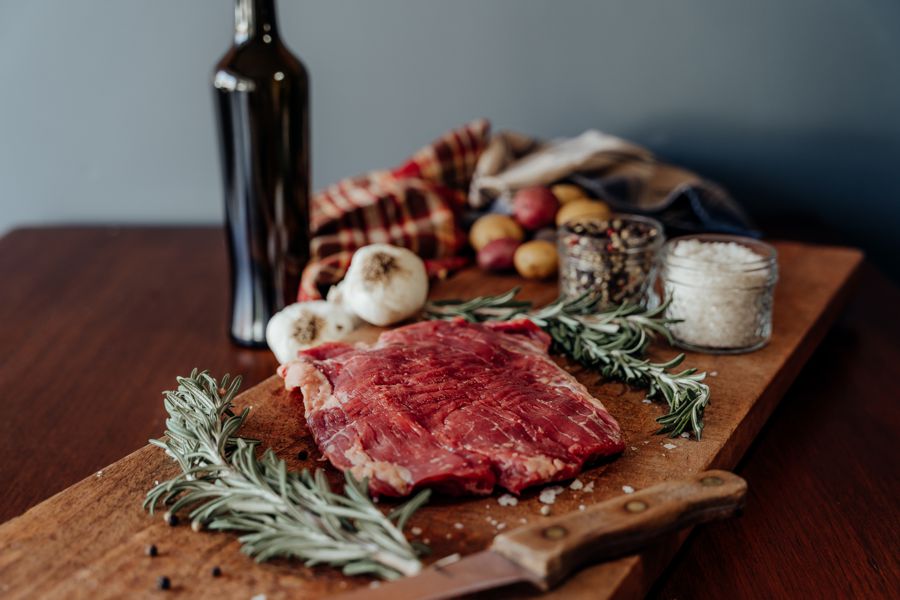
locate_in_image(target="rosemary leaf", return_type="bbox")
[144,369,428,579]
[425,289,710,439]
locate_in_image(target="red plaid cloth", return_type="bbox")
[299,119,489,300]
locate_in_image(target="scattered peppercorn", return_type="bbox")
[165,513,179,527]
[146,544,158,557]
[297,450,309,461]
[211,566,222,577]
[157,576,171,590]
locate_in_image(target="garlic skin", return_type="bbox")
[266,301,359,364]
[342,244,429,327]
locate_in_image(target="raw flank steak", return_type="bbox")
[278,318,625,497]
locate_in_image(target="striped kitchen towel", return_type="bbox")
[298,119,488,300]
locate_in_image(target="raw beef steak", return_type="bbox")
[278,318,624,497]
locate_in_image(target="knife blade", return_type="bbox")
[337,470,746,600]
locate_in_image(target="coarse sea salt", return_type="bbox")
[539,486,564,504]
[569,479,584,491]
[622,485,635,494]
[434,553,461,568]
[498,494,518,507]
[662,238,776,351]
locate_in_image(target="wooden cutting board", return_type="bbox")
[0,241,862,600]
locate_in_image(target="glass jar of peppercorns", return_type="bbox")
[557,215,665,307]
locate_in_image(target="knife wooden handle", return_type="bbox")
[490,469,747,590]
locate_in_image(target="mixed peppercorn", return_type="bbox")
[558,216,663,306]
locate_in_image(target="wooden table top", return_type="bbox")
[0,226,896,598]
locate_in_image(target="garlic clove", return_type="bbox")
[266,301,359,364]
[342,244,429,327]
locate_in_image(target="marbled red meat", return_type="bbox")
[278,318,624,497]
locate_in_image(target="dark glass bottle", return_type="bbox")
[213,0,310,347]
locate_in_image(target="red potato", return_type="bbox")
[512,186,560,230]
[477,238,521,272]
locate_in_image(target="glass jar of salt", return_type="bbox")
[660,234,778,353]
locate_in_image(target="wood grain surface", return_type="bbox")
[0,227,894,599]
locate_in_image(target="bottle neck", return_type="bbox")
[234,0,278,44]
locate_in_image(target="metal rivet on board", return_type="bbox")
[542,525,568,540]
[625,500,648,513]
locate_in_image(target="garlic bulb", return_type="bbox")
[266,301,360,364]
[342,244,429,326]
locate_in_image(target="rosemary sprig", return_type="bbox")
[144,370,429,580]
[426,289,710,439]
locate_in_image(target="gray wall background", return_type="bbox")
[2,1,899,276]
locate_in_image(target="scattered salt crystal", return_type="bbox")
[434,553,462,568]
[680,432,690,439]
[369,582,381,589]
[710,371,718,377]
[496,523,506,530]
[643,440,650,445]
[154,480,159,486]
[622,485,635,494]
[578,504,586,511]
[641,398,652,404]
[498,494,518,507]
[539,486,564,504]
[96,470,103,478]
[519,518,528,524]
[251,595,267,600]
[582,481,595,493]
[411,527,422,536]
[540,505,551,516]
[663,443,677,450]
[453,522,464,530]
[569,479,584,491]
[630,446,638,451]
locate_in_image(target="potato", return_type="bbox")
[469,214,524,251]
[512,186,560,230]
[550,184,588,204]
[514,240,558,279]
[477,238,520,272]
[555,199,612,226]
